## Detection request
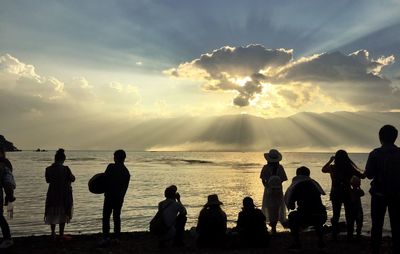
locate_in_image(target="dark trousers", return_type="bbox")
[331,197,352,237]
[371,195,400,254]
[289,210,326,244]
[0,207,11,239]
[102,197,123,239]
[348,206,363,236]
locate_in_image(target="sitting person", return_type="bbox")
[284,166,327,249]
[197,194,227,248]
[236,196,269,248]
[157,185,187,247]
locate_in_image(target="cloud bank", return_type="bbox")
[166,45,398,110]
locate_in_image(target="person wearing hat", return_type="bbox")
[196,194,227,248]
[260,149,288,234]
[236,197,269,247]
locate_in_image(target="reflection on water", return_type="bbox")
[6,151,390,237]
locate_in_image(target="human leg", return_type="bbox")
[59,223,65,236]
[112,201,123,239]
[102,198,113,239]
[356,209,363,238]
[288,211,301,248]
[370,195,387,254]
[50,224,56,237]
[331,198,342,239]
[344,199,355,239]
[388,199,400,254]
[0,213,11,239]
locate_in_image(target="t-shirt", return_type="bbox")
[260,164,287,188]
[104,163,130,200]
[158,198,187,228]
[290,180,325,215]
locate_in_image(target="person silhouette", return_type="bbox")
[156,185,187,248]
[100,150,130,245]
[44,149,75,240]
[0,147,15,249]
[285,166,327,250]
[236,197,269,247]
[348,176,364,239]
[197,194,227,248]
[260,149,288,234]
[322,150,364,240]
[365,125,400,254]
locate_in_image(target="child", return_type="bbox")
[349,175,364,239]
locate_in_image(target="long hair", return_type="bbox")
[334,150,360,174]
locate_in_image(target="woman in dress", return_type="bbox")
[44,149,75,239]
[260,149,287,234]
[322,149,364,240]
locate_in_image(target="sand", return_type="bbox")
[4,230,394,254]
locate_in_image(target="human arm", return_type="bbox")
[322,156,335,173]
[176,193,187,216]
[67,166,75,182]
[365,151,376,180]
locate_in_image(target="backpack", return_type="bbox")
[383,149,400,200]
[149,202,173,235]
[267,165,283,193]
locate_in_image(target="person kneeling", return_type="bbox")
[284,166,327,249]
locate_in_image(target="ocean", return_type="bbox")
[6,151,391,237]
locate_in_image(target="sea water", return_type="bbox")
[6,151,390,237]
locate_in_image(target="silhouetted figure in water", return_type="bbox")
[348,176,364,239]
[285,166,327,250]
[322,150,364,240]
[44,149,75,241]
[236,197,269,248]
[260,149,287,234]
[197,194,227,248]
[100,150,130,245]
[0,147,15,249]
[365,125,400,254]
[157,185,187,248]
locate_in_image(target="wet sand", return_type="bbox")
[5,231,392,254]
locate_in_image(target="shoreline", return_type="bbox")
[6,230,392,253]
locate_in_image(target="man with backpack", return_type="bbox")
[365,125,400,254]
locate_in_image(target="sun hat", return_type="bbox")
[205,194,223,207]
[264,149,282,162]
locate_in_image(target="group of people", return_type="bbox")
[0,124,399,253]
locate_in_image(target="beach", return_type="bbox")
[6,230,393,254]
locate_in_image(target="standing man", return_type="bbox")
[365,125,400,254]
[101,150,130,245]
[0,147,15,249]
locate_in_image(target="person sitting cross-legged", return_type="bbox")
[284,166,327,250]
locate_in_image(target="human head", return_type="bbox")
[54,148,66,162]
[296,166,310,176]
[351,175,361,188]
[242,196,255,210]
[205,194,223,207]
[264,149,282,163]
[379,125,398,145]
[114,149,126,163]
[164,185,177,199]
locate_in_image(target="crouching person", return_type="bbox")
[236,197,269,248]
[284,166,327,250]
[157,185,187,248]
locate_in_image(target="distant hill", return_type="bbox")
[89,111,400,151]
[0,135,20,151]
[5,111,400,151]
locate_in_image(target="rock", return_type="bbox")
[0,135,20,151]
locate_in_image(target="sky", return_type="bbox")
[1,0,400,149]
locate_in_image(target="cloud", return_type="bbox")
[165,45,398,110]
[165,44,293,107]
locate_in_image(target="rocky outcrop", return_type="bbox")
[0,135,20,151]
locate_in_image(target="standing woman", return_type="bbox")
[322,150,364,240]
[260,149,288,234]
[44,149,75,239]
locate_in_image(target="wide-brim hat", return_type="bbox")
[264,149,282,162]
[205,194,223,206]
